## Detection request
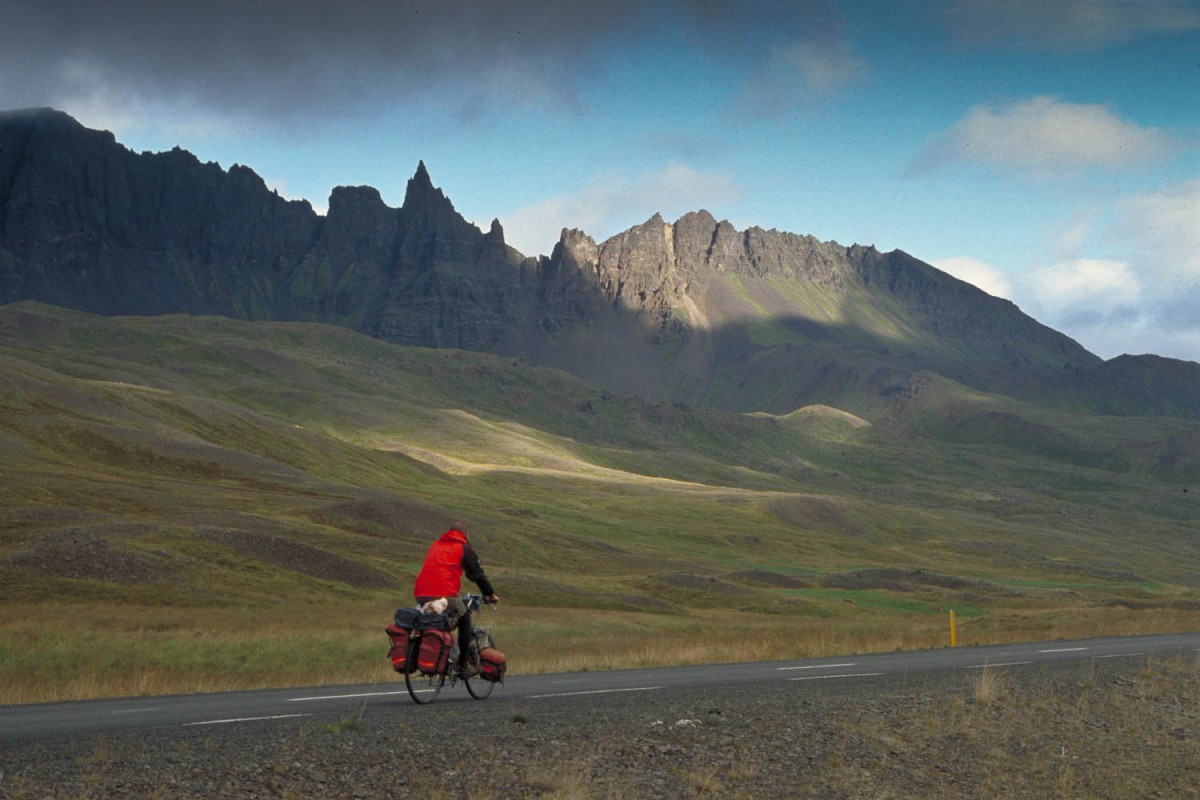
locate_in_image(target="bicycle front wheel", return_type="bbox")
[404,637,445,704]
[464,629,496,700]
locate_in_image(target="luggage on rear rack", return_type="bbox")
[394,607,420,629]
[415,611,454,675]
[416,629,453,675]
[478,647,507,683]
[416,611,450,631]
[385,624,413,673]
[386,607,421,673]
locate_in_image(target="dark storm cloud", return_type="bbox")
[1,0,841,122]
[937,0,1200,50]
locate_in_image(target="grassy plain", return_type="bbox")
[1,302,1197,703]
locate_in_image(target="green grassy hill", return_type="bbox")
[2,302,1197,701]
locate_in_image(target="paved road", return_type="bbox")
[3,631,1197,744]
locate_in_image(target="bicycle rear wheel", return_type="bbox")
[464,628,496,700]
[404,637,445,704]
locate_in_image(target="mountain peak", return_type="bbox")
[401,160,456,218]
[413,159,431,184]
[0,107,78,126]
[4,109,1197,422]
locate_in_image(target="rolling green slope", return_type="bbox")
[1,302,1197,699]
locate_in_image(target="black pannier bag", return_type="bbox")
[394,607,420,629]
[416,611,450,631]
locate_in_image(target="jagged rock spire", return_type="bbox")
[400,160,463,229]
[403,160,443,207]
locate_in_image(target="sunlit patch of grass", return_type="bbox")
[2,304,1200,704]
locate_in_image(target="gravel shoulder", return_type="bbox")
[2,655,1198,799]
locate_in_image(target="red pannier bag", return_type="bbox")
[385,624,413,673]
[417,629,454,676]
[479,647,507,683]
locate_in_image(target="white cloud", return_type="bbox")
[914,96,1172,177]
[52,57,243,148]
[990,180,1200,363]
[782,40,868,92]
[942,0,1200,50]
[1025,258,1139,315]
[1118,178,1200,286]
[1008,257,1143,358]
[1048,214,1095,263]
[501,163,742,257]
[51,60,142,137]
[1101,178,1200,358]
[736,37,868,116]
[932,256,1014,299]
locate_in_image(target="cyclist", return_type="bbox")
[414,526,499,677]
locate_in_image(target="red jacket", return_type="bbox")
[414,528,495,600]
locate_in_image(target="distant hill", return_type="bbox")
[1,300,1198,702]
[2,301,1196,607]
[2,107,1198,420]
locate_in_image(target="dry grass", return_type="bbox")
[2,596,1197,705]
[969,663,1009,705]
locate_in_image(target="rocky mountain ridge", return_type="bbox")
[2,107,1198,419]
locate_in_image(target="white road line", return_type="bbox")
[789,673,883,682]
[184,714,311,727]
[1097,653,1146,659]
[1039,647,1088,653]
[777,663,857,671]
[531,686,664,699]
[287,690,409,702]
[966,661,1033,669]
[111,708,162,714]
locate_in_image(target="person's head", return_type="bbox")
[443,525,469,543]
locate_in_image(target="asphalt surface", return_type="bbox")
[3,631,1198,745]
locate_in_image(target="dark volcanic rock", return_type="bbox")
[0,108,321,317]
[2,108,1197,421]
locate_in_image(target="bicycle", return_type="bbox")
[404,594,499,704]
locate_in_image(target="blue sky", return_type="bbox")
[4,0,1198,363]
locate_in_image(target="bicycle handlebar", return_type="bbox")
[462,593,498,612]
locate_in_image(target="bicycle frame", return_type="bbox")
[403,594,497,704]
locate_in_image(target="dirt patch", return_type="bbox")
[499,574,679,614]
[7,530,177,585]
[212,530,399,590]
[1103,598,1200,611]
[308,497,453,542]
[0,507,106,535]
[820,567,1019,596]
[648,572,760,602]
[727,569,811,589]
[767,496,866,537]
